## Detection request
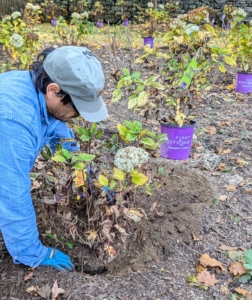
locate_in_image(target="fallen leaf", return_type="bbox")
[196,263,206,273]
[208,126,217,135]
[218,245,238,251]
[199,253,225,271]
[227,185,236,192]
[220,285,230,294]
[86,230,97,243]
[52,280,65,300]
[196,270,219,286]
[228,250,243,261]
[246,293,252,300]
[217,163,226,171]
[32,180,41,190]
[219,195,227,201]
[229,262,247,276]
[192,233,203,241]
[235,287,248,296]
[24,272,33,281]
[216,214,221,223]
[26,286,39,294]
[223,148,231,154]
[38,283,51,299]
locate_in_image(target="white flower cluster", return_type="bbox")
[232,8,246,18]
[147,2,154,8]
[10,33,23,48]
[33,5,41,11]
[114,146,149,173]
[71,12,80,19]
[185,23,199,35]
[158,4,164,10]
[82,11,89,19]
[11,11,21,19]
[250,20,252,26]
[169,17,186,30]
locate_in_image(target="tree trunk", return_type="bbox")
[0,0,25,17]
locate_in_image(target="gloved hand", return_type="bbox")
[39,248,75,272]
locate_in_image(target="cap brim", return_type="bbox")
[72,96,108,122]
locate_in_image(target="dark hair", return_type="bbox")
[30,47,77,109]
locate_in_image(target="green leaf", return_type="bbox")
[41,145,52,160]
[136,85,145,93]
[66,242,73,249]
[131,72,141,80]
[98,174,109,186]
[140,137,155,146]
[224,57,236,67]
[80,133,90,141]
[20,54,28,66]
[130,170,148,185]
[137,91,148,107]
[112,88,122,102]
[244,63,249,72]
[75,126,89,136]
[163,31,173,41]
[133,121,142,131]
[218,64,226,73]
[62,148,72,159]
[113,168,126,181]
[124,120,134,130]
[146,75,159,84]
[205,23,215,35]
[95,129,104,139]
[243,263,252,270]
[237,274,252,283]
[128,97,138,109]
[72,162,85,170]
[123,68,130,76]
[72,153,95,163]
[117,124,128,136]
[150,81,165,90]
[231,294,237,300]
[243,249,252,264]
[109,179,117,190]
[53,154,67,163]
[90,123,98,137]
[126,132,137,141]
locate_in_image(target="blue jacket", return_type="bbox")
[0,70,79,267]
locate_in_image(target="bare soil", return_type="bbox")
[1,40,252,300]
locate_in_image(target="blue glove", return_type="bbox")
[39,248,75,272]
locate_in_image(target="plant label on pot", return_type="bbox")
[178,58,197,90]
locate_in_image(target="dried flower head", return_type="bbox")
[82,11,89,19]
[114,147,149,173]
[33,5,41,11]
[10,33,23,48]
[185,24,199,35]
[27,32,39,41]
[11,11,22,19]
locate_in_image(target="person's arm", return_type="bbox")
[48,121,80,154]
[0,118,47,267]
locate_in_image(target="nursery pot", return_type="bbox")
[143,37,154,48]
[96,21,103,28]
[160,121,196,160]
[226,23,231,30]
[235,72,252,94]
[122,19,129,26]
[51,18,57,26]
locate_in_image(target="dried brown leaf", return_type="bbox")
[199,253,225,271]
[219,195,227,201]
[52,280,65,300]
[196,270,219,286]
[208,126,216,135]
[229,262,247,276]
[218,245,238,251]
[102,219,113,243]
[234,287,248,296]
[24,272,33,281]
[192,233,203,241]
[196,263,206,273]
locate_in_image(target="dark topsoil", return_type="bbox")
[1,42,252,300]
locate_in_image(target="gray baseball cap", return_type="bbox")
[43,46,108,122]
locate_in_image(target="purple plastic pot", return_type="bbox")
[160,121,195,160]
[143,37,154,48]
[235,72,252,94]
[51,19,57,26]
[96,20,103,28]
[122,19,129,26]
[226,23,231,30]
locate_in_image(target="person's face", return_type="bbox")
[44,83,80,122]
